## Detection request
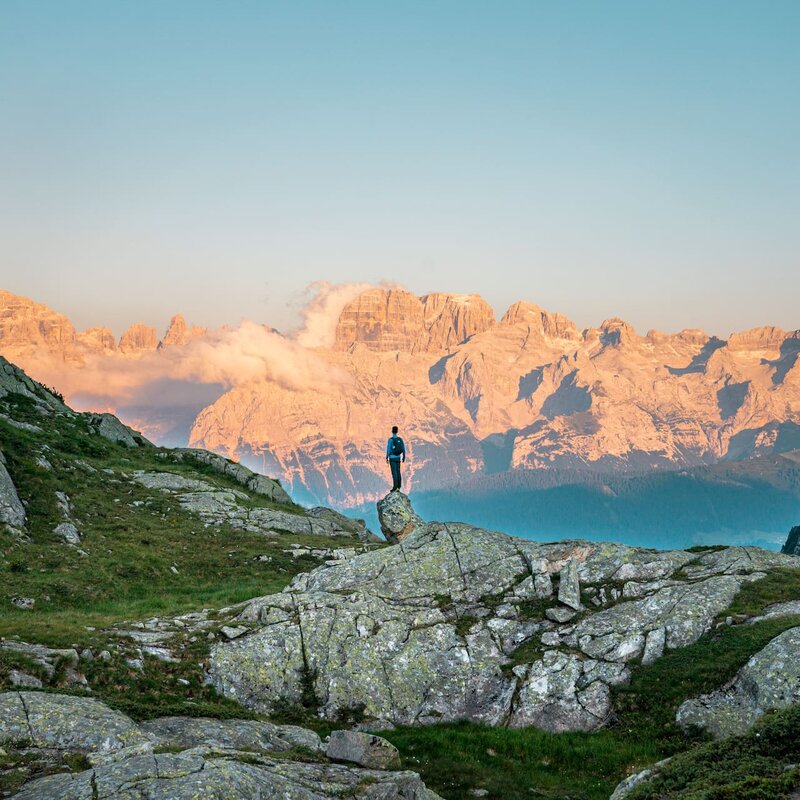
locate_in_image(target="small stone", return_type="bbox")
[642,628,666,666]
[10,596,34,610]
[9,669,43,689]
[469,790,489,797]
[558,560,582,610]
[80,648,94,662]
[98,650,112,662]
[546,607,577,624]
[533,573,553,598]
[220,625,248,640]
[326,730,401,769]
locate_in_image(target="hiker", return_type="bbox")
[386,425,406,492]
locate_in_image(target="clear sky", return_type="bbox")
[1,0,798,338]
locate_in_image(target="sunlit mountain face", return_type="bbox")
[2,286,799,549]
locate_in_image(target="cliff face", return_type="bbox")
[0,290,202,362]
[191,289,800,505]
[0,290,80,362]
[333,288,496,353]
[2,287,800,508]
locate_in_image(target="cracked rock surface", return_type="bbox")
[207,496,795,732]
[676,625,800,738]
[1,692,441,800]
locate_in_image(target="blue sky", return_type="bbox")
[1,0,798,337]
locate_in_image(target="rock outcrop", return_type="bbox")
[0,449,26,531]
[159,313,206,348]
[376,490,423,542]
[782,524,800,555]
[676,626,800,738]
[87,412,151,447]
[118,322,159,353]
[168,447,292,505]
[1,692,442,800]
[325,730,401,769]
[131,471,371,538]
[207,499,794,732]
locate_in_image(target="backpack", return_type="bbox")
[390,436,405,457]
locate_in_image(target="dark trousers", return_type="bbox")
[389,459,402,490]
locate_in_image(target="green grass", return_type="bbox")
[0,393,367,648]
[626,705,800,799]
[384,723,659,800]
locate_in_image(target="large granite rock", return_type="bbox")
[13,750,440,800]
[140,716,321,753]
[169,447,293,505]
[676,626,800,738]
[376,491,423,543]
[208,500,790,732]
[325,730,400,768]
[4,692,442,800]
[0,692,151,753]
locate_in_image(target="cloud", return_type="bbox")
[5,280,401,444]
[293,281,376,349]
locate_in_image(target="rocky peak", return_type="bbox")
[334,288,496,353]
[334,288,425,352]
[76,326,118,353]
[0,289,77,356]
[160,314,206,348]
[419,293,496,351]
[727,326,786,352]
[501,301,579,340]
[118,322,159,354]
[599,317,637,347]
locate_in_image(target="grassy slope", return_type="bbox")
[0,388,372,723]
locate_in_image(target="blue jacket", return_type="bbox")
[386,436,405,461]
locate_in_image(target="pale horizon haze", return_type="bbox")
[1,0,798,338]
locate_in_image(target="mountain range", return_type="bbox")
[2,287,799,536]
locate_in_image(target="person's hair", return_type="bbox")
[391,425,398,434]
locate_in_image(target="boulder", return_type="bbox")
[13,750,441,800]
[676,626,800,738]
[0,691,152,753]
[0,450,26,531]
[140,716,321,753]
[54,521,81,545]
[306,506,379,541]
[87,412,151,447]
[325,729,401,769]
[557,559,582,610]
[3,692,442,799]
[376,491,423,543]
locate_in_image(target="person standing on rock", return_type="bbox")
[386,425,406,492]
